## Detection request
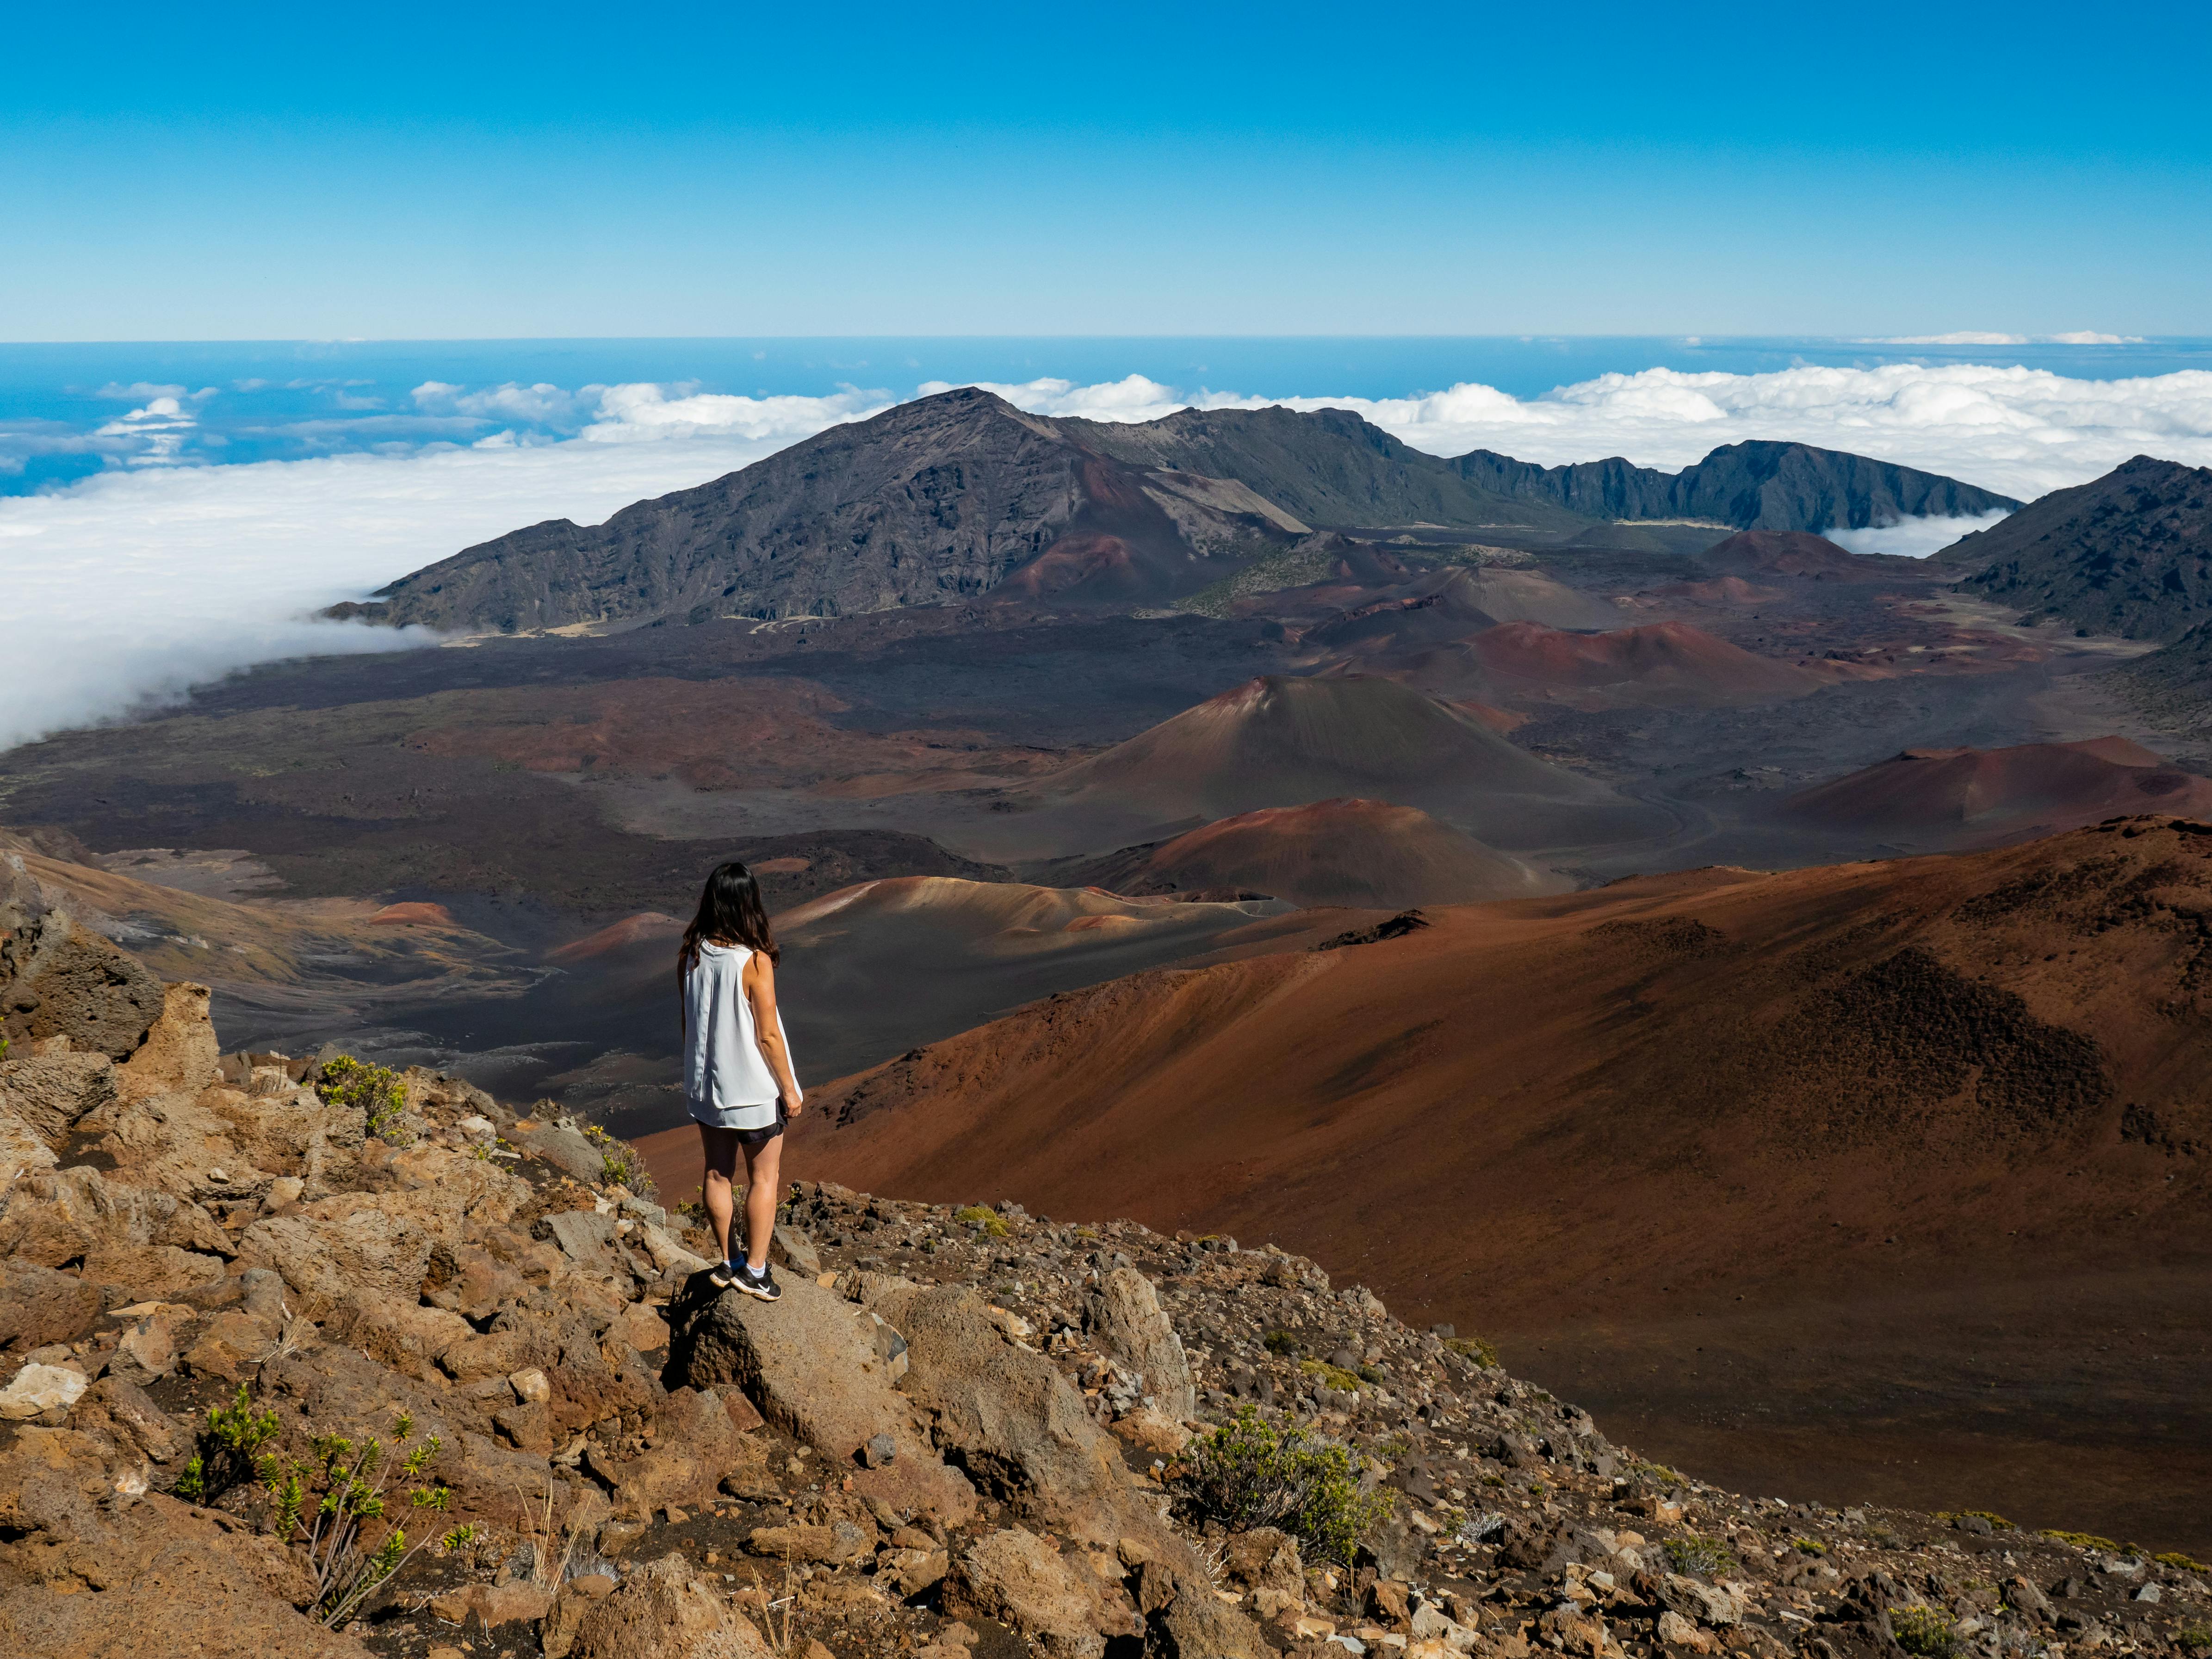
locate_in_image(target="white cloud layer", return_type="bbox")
[1827,511,2014,559]
[8,359,2212,751]
[0,426,830,751]
[972,362,2212,503]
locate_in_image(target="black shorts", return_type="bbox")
[732,1105,787,1149]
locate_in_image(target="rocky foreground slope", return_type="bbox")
[3,853,2208,1659]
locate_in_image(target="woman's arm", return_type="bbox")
[741,952,804,1114]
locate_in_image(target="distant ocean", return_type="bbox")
[6,335,2212,492]
[4,335,2211,751]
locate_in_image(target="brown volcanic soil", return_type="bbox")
[1702,529,1926,580]
[780,817,2212,1548]
[1048,796,1570,908]
[1785,736,2212,844]
[1464,619,1829,707]
[1300,566,1620,654]
[403,673,1054,793]
[995,673,1670,856]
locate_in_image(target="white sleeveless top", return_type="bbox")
[681,942,794,1129]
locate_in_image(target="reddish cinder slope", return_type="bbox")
[1063,797,1571,909]
[794,817,2212,1317]
[1786,737,2212,842]
[549,911,682,963]
[1464,619,1826,706]
[782,818,2212,1541]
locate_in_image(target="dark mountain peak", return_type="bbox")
[1946,453,2212,641]
[1058,404,1584,533]
[1454,438,2019,532]
[335,384,1333,634]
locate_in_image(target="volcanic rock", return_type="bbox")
[1947,454,2212,639]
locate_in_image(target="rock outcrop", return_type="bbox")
[1,853,165,1060]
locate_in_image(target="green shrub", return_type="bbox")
[1793,1537,1828,1556]
[262,1418,447,1627]
[1664,1533,1738,1578]
[2039,1529,2122,1552]
[2156,1551,2207,1572]
[2175,1622,2212,1652]
[174,1383,282,1504]
[582,1122,652,1195]
[1298,1358,1362,1392]
[953,1204,1010,1237]
[1176,1408,1391,1568]
[1891,1605,1960,1659]
[316,1054,409,1142]
[1263,1329,1300,1356]
[1444,1335,1500,1368]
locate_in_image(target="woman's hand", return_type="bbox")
[782,1091,806,1119]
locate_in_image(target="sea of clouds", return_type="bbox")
[5,359,2212,751]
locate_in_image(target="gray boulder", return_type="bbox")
[1134,1558,1276,1659]
[1,860,167,1061]
[0,1259,104,1355]
[1084,1266,1195,1420]
[667,1274,973,1524]
[864,1281,1193,1558]
[943,1527,1141,1658]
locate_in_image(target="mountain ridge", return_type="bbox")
[1453,438,2022,531]
[333,392,2022,635]
[1944,454,2212,640]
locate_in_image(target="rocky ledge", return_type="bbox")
[2,860,2207,1659]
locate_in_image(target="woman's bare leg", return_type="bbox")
[697,1124,741,1264]
[739,1133,784,1271]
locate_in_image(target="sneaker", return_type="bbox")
[735,1261,781,1302]
[708,1259,740,1290]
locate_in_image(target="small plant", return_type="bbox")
[2155,1551,2208,1572]
[2175,1622,2212,1652]
[1444,1335,1500,1368]
[1664,1533,1739,1579]
[1298,1358,1362,1392]
[1793,1537,1828,1555]
[1630,1459,1685,1486]
[581,1122,653,1195]
[174,1383,283,1504]
[1890,1604,1961,1659]
[953,1204,1010,1237]
[316,1054,410,1143]
[260,1419,448,1627]
[2039,1529,2122,1551]
[1176,1408,1392,1568]
[1264,1329,1300,1356]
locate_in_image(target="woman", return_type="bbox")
[678,861,804,1301]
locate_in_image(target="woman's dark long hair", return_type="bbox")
[678,861,779,974]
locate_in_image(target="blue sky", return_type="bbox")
[3,0,2207,339]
